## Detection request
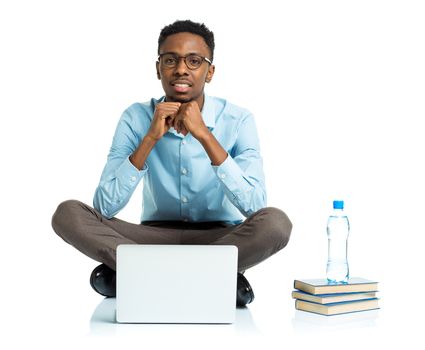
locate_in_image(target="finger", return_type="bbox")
[160,104,181,111]
[157,103,181,111]
[159,108,180,119]
[172,114,179,127]
[158,103,181,113]
[173,118,181,133]
[177,120,185,134]
[166,116,175,126]
[160,101,181,107]
[174,118,180,132]
[160,110,179,120]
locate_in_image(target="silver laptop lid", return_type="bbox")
[116,245,238,324]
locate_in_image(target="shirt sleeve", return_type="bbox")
[212,113,267,217]
[93,108,148,218]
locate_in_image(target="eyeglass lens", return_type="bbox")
[161,54,204,69]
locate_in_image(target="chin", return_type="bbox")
[167,95,193,103]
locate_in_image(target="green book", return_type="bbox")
[292,290,377,304]
[294,278,378,295]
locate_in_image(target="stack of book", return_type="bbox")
[292,277,379,316]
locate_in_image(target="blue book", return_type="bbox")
[294,277,378,295]
[292,290,377,304]
[295,298,380,316]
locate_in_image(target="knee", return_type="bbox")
[257,207,293,250]
[51,199,84,236]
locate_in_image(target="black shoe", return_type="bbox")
[236,272,254,307]
[90,264,116,297]
[89,264,253,304]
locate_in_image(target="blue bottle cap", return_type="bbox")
[333,200,344,209]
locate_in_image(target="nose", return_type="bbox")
[174,57,189,76]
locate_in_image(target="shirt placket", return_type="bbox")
[179,137,189,222]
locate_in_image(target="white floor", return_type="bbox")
[1,201,423,350]
[1,241,421,350]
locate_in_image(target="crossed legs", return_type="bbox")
[52,200,292,272]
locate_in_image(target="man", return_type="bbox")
[52,20,292,307]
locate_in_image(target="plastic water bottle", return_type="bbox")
[326,200,350,283]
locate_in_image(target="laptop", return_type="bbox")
[116,244,238,324]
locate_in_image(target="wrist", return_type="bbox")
[195,128,212,143]
[129,134,157,170]
[144,133,160,144]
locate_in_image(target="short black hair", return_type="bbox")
[158,20,215,62]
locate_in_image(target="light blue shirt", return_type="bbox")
[93,94,266,224]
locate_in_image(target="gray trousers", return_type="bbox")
[51,200,292,272]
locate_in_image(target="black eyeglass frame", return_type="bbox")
[157,52,212,70]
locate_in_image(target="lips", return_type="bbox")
[171,80,192,93]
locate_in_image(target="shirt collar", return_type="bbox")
[201,94,215,129]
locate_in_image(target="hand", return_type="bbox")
[173,101,209,139]
[147,102,181,140]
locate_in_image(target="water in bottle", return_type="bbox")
[326,200,350,283]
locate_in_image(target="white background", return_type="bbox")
[1,0,424,349]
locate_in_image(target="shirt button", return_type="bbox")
[181,168,188,175]
[182,140,187,145]
[182,196,188,203]
[220,173,226,179]
[131,176,137,182]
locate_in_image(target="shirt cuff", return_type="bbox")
[212,154,250,199]
[115,156,148,189]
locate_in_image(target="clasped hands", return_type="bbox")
[147,101,208,141]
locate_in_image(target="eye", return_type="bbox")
[164,57,176,65]
[188,55,202,67]
[162,54,177,66]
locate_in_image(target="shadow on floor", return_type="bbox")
[292,308,379,332]
[89,298,262,337]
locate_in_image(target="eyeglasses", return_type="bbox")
[158,53,212,70]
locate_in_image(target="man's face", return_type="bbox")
[156,32,215,108]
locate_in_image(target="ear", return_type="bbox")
[156,61,161,80]
[205,64,215,83]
